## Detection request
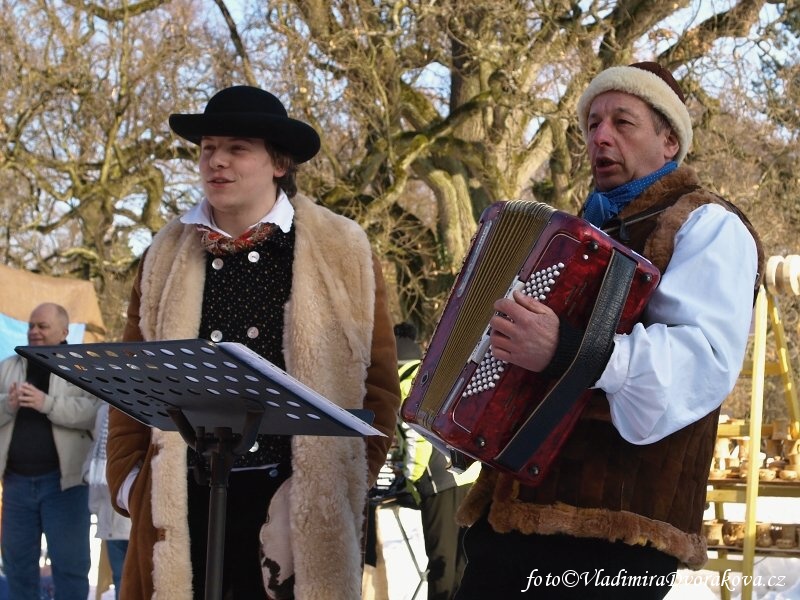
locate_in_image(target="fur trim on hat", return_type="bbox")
[577,65,693,164]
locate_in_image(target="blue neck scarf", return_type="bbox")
[582,161,677,227]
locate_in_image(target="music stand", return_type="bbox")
[16,338,381,600]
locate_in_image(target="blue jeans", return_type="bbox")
[106,540,128,600]
[1,470,90,600]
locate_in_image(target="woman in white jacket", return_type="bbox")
[85,404,131,599]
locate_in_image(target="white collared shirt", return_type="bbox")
[180,190,294,236]
[594,203,759,445]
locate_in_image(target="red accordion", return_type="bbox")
[401,201,661,486]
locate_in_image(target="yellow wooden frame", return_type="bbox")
[706,287,799,600]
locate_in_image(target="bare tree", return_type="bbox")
[240,0,797,336]
[1,1,798,394]
[0,0,229,331]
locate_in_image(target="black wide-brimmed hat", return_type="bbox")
[169,86,321,163]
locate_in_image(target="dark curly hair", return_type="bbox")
[264,141,299,198]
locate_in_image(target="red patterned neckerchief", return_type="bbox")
[196,221,279,256]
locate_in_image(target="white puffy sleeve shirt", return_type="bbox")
[594,203,759,445]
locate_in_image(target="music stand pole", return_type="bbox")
[169,407,265,600]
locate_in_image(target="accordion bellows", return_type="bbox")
[401,201,660,486]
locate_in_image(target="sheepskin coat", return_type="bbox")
[107,193,400,599]
[457,165,762,569]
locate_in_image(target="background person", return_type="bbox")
[394,322,479,600]
[0,302,100,600]
[106,85,400,600]
[454,62,763,599]
[84,403,130,600]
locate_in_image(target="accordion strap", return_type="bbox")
[494,249,638,473]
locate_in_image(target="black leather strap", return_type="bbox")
[495,249,637,472]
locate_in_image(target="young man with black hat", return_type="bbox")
[107,86,401,600]
[454,63,763,599]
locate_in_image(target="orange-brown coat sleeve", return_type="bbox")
[106,258,151,516]
[363,255,401,486]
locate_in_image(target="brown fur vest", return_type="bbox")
[457,165,761,569]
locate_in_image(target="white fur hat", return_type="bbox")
[577,62,693,164]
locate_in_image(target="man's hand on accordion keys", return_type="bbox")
[489,290,560,373]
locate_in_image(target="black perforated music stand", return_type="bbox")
[16,338,380,600]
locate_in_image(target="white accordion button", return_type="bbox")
[210,330,223,342]
[248,251,260,263]
[247,327,259,339]
[212,258,224,270]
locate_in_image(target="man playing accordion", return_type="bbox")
[454,62,763,600]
